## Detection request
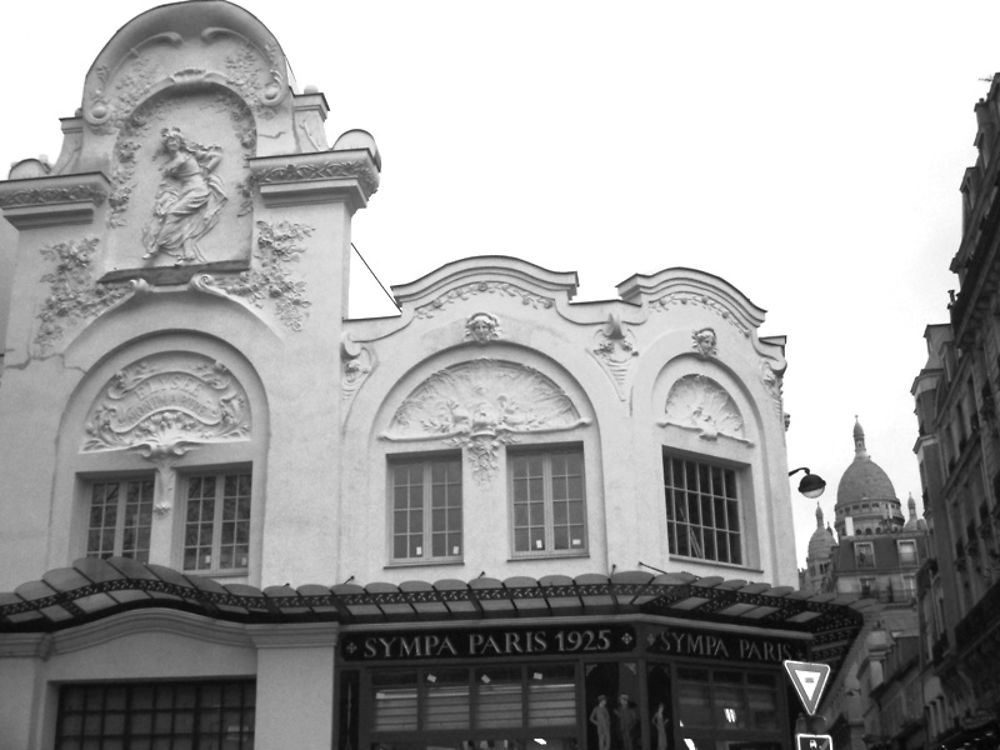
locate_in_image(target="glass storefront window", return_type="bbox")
[677,666,782,736]
[426,669,471,730]
[476,667,523,729]
[373,671,419,731]
[368,664,578,737]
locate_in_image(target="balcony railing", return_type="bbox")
[955,579,1000,646]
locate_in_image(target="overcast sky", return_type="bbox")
[2,1,993,569]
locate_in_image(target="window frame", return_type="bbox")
[55,680,255,749]
[897,539,917,566]
[507,444,588,559]
[84,474,156,562]
[662,451,746,566]
[854,541,876,569]
[387,453,464,565]
[179,467,254,576]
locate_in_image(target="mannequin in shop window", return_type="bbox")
[652,702,670,750]
[590,695,611,750]
[615,694,638,750]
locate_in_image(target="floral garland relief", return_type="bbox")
[36,238,133,351]
[217,220,313,331]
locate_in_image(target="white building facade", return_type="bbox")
[0,3,866,749]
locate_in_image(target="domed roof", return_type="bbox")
[807,504,836,560]
[903,493,928,532]
[836,418,897,508]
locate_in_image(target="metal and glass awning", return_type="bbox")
[0,557,872,666]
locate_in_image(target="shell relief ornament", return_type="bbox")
[82,353,251,461]
[659,374,749,444]
[382,359,589,482]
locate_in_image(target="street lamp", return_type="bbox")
[789,467,826,499]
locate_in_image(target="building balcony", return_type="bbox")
[954,579,1000,646]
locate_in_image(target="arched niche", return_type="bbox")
[103,84,256,281]
[49,334,268,580]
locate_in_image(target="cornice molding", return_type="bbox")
[248,149,379,209]
[0,172,110,229]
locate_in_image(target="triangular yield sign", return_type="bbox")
[783,660,831,715]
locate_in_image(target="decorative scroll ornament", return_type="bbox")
[760,359,784,418]
[383,359,589,481]
[415,282,554,320]
[342,333,375,407]
[465,312,501,344]
[590,312,638,402]
[87,57,162,134]
[660,374,747,443]
[36,238,134,351]
[692,328,717,358]
[82,353,251,460]
[224,40,285,118]
[215,220,313,331]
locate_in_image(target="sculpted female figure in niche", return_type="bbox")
[142,127,227,264]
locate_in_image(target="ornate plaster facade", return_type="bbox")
[0,3,856,749]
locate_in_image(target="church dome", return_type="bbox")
[833,418,903,536]
[807,504,836,560]
[835,418,897,507]
[836,457,897,506]
[903,493,928,532]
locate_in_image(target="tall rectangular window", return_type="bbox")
[510,447,586,555]
[854,541,876,569]
[897,539,917,566]
[390,457,463,562]
[184,471,252,573]
[55,680,254,749]
[663,454,742,564]
[86,478,154,562]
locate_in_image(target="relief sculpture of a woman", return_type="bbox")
[142,127,227,263]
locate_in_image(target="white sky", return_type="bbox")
[1,0,992,571]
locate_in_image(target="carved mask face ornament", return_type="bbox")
[465,312,501,344]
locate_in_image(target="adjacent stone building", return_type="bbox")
[910,71,1000,750]
[0,2,869,748]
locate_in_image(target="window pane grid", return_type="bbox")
[184,472,252,572]
[391,458,462,562]
[664,455,742,564]
[87,479,153,562]
[511,448,585,555]
[56,681,254,749]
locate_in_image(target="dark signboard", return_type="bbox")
[341,624,636,662]
[646,625,806,664]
